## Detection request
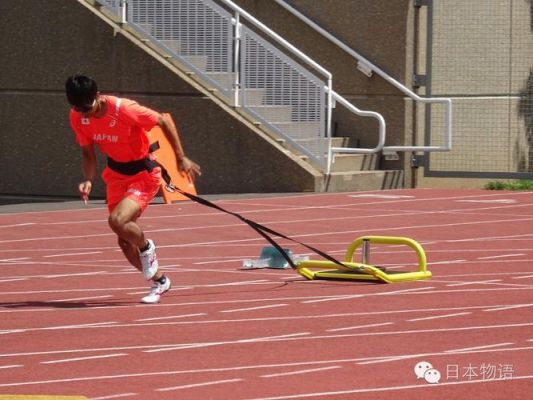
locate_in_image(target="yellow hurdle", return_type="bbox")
[296,236,431,283]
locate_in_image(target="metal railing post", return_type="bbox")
[326,78,332,138]
[233,12,241,107]
[120,0,127,24]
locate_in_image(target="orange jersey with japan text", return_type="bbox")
[69,95,160,162]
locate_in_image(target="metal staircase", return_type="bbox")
[85,0,443,190]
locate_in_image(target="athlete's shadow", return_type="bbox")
[0,300,135,309]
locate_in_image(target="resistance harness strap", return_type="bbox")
[159,168,348,271]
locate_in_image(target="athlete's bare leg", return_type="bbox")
[108,197,163,280]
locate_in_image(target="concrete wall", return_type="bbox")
[417,0,533,186]
[0,0,316,198]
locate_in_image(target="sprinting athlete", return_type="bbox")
[65,73,201,304]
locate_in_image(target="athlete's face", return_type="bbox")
[74,99,96,114]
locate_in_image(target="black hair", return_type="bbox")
[65,74,98,108]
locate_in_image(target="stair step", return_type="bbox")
[159,39,181,53]
[272,121,321,138]
[136,23,153,35]
[183,55,209,70]
[204,72,235,89]
[249,105,292,122]
[330,153,378,172]
[322,170,404,192]
[239,88,267,106]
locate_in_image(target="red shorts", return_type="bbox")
[102,166,161,213]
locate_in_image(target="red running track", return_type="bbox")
[0,189,532,399]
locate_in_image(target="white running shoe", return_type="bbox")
[140,239,158,280]
[141,277,171,304]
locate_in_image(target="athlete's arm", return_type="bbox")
[158,114,201,179]
[79,144,97,204]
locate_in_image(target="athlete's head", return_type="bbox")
[65,74,98,113]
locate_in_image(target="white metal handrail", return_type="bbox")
[273,0,452,153]
[327,90,386,174]
[92,0,388,173]
[216,0,335,140]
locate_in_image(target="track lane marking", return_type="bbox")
[0,364,23,369]
[445,342,514,353]
[407,312,471,322]
[1,347,532,389]
[50,295,113,303]
[261,365,341,378]
[477,253,525,260]
[41,353,127,365]
[4,213,533,246]
[156,378,242,392]
[447,279,501,287]
[43,251,103,258]
[483,303,533,312]
[301,287,435,304]
[244,375,533,399]
[221,304,288,313]
[92,394,137,400]
[144,332,311,353]
[327,322,394,332]
[135,313,206,322]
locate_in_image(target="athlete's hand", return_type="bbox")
[178,157,201,182]
[79,180,92,205]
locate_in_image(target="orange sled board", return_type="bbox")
[147,113,197,203]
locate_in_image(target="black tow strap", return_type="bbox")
[158,168,349,271]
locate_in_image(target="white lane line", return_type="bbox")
[92,393,137,400]
[0,258,31,262]
[356,344,533,366]
[0,364,23,369]
[43,251,103,258]
[347,194,414,199]
[445,342,514,353]
[145,332,311,353]
[483,303,533,312]
[142,322,533,354]
[434,276,533,288]
[206,280,270,287]
[245,375,533,399]
[327,322,394,332]
[41,353,128,365]
[301,287,434,304]
[43,321,119,330]
[5,210,533,247]
[50,295,113,303]
[156,378,242,392]
[261,365,341,378]
[221,304,288,313]
[407,312,471,322]
[456,199,517,204]
[430,259,467,265]
[513,274,533,280]
[0,278,28,283]
[0,330,25,335]
[135,313,206,322]
[477,253,525,260]
[446,279,501,287]
[0,223,35,229]
[1,347,532,389]
[300,294,363,304]
[0,321,119,335]
[44,271,108,279]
